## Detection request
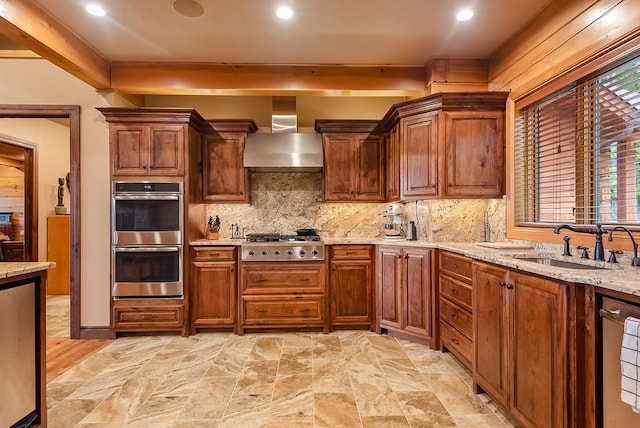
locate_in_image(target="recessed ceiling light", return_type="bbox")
[456,9,474,21]
[276,5,293,20]
[173,0,205,18]
[85,4,106,17]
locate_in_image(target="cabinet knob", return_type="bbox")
[404,254,409,259]
[499,281,506,287]
[451,338,460,345]
[450,263,458,268]
[397,255,402,258]
[142,164,147,169]
[506,283,514,290]
[230,268,234,272]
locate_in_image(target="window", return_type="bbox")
[514,57,640,226]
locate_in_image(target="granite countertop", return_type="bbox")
[189,237,640,296]
[0,262,55,279]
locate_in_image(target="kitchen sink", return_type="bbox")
[513,257,605,270]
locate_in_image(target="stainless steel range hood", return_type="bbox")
[244,97,323,172]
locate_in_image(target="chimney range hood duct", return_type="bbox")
[244,96,323,172]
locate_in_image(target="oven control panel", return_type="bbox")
[241,242,324,261]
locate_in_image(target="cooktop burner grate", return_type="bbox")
[245,233,321,242]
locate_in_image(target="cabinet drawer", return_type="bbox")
[439,251,472,281]
[440,297,472,338]
[243,295,325,325]
[439,275,472,311]
[242,263,325,293]
[192,246,236,261]
[113,304,184,331]
[330,245,372,260]
[440,321,472,368]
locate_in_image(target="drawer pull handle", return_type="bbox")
[346,251,357,255]
[256,278,268,282]
[451,289,459,295]
[299,308,310,313]
[451,263,458,268]
[299,277,310,282]
[256,309,268,314]
[451,338,460,345]
[451,314,459,320]
[142,315,154,320]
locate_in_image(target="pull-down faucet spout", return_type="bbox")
[607,226,640,267]
[553,224,607,261]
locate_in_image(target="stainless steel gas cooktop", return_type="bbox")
[242,234,324,261]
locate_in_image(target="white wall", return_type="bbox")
[0,118,70,261]
[0,58,134,327]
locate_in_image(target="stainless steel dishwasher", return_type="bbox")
[600,296,640,427]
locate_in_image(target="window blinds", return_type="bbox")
[514,58,640,226]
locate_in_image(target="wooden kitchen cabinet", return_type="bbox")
[189,246,237,334]
[377,245,433,345]
[379,92,508,200]
[202,120,257,203]
[329,245,374,331]
[112,298,186,336]
[47,215,70,295]
[385,124,401,201]
[239,261,327,334]
[472,261,569,428]
[99,107,210,179]
[438,250,473,369]
[315,120,385,202]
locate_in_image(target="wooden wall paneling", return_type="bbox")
[489,0,640,101]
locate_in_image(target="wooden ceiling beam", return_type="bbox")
[111,62,427,96]
[0,0,111,89]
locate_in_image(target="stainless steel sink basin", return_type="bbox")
[514,257,605,270]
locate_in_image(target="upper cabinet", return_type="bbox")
[315,120,385,202]
[202,120,257,203]
[99,108,210,178]
[380,92,508,201]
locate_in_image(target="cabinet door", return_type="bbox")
[403,248,431,339]
[148,125,185,175]
[323,134,354,201]
[202,132,248,202]
[191,260,236,328]
[400,112,439,199]
[353,134,384,201]
[472,261,509,407]
[443,111,504,197]
[111,125,151,175]
[377,246,403,330]
[385,125,400,201]
[330,259,373,327]
[508,271,567,428]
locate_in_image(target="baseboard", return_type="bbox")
[78,326,112,340]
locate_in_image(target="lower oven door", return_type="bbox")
[112,246,182,298]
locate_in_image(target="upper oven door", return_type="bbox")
[112,193,183,245]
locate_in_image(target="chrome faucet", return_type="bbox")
[553,224,607,261]
[607,226,640,267]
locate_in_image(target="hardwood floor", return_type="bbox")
[46,295,111,383]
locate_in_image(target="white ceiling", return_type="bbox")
[33,0,550,65]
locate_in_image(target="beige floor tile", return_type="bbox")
[360,415,411,427]
[314,392,361,428]
[177,376,236,420]
[219,393,271,428]
[266,416,314,428]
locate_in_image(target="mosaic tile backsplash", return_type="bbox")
[206,172,506,242]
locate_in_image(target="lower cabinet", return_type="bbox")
[239,261,327,334]
[377,245,433,345]
[112,298,186,336]
[190,246,237,334]
[438,251,473,369]
[329,245,374,331]
[473,261,569,428]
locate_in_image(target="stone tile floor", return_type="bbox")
[46,296,513,427]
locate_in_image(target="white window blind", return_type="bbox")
[515,57,640,226]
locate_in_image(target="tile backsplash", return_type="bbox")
[206,172,506,242]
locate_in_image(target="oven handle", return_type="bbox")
[113,194,180,201]
[114,246,181,253]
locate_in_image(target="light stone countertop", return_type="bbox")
[190,238,640,296]
[0,262,55,279]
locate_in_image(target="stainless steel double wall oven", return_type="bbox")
[111,181,183,298]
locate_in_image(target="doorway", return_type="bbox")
[0,105,81,339]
